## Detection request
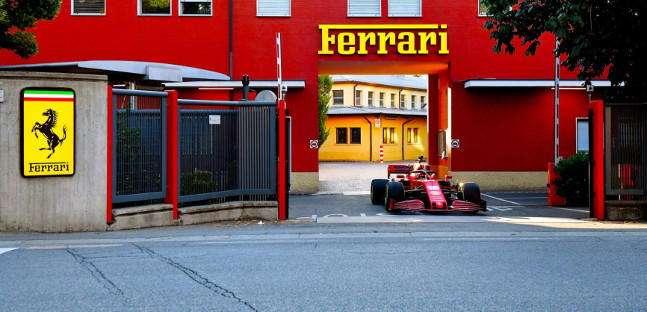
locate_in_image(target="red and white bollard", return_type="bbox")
[380,145,384,163]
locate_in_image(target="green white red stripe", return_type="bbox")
[24,90,74,101]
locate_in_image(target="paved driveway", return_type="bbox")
[318,161,409,193]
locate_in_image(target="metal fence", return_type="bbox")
[112,89,167,203]
[177,99,276,203]
[605,103,647,196]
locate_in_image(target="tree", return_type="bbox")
[317,75,332,147]
[0,0,61,59]
[482,0,647,100]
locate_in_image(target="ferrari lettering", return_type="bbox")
[29,162,69,173]
[319,25,449,56]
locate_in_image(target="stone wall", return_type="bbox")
[0,72,108,232]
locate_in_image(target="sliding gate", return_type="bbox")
[176,99,277,203]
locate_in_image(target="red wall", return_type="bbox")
[0,0,593,174]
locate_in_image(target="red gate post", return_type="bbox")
[590,100,605,220]
[107,86,113,223]
[278,99,287,220]
[164,90,179,219]
[548,163,565,206]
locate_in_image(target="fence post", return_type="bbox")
[107,86,114,223]
[278,99,287,220]
[165,90,179,219]
[589,100,605,220]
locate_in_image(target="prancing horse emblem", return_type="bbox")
[31,108,67,159]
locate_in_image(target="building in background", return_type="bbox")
[320,75,428,161]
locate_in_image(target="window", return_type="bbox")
[348,0,381,17]
[420,96,426,108]
[379,93,385,107]
[350,128,362,144]
[388,0,421,17]
[72,0,105,15]
[139,0,171,15]
[410,95,416,109]
[577,118,589,153]
[367,91,374,106]
[400,94,405,109]
[257,0,291,16]
[407,128,419,143]
[336,128,348,144]
[333,90,344,105]
[355,90,362,106]
[478,0,488,16]
[383,127,395,144]
[390,94,396,108]
[180,0,212,15]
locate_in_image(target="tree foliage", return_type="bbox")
[317,75,332,147]
[482,0,647,100]
[0,0,61,59]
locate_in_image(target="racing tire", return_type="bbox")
[371,179,389,205]
[460,182,482,204]
[385,182,405,213]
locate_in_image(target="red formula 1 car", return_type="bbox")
[370,156,487,214]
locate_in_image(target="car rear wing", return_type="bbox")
[388,165,411,176]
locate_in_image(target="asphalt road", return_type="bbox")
[289,191,590,222]
[3,217,647,311]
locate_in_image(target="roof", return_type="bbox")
[164,80,305,89]
[332,75,428,90]
[327,106,427,117]
[463,79,615,88]
[0,61,229,82]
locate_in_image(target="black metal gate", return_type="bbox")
[605,103,647,197]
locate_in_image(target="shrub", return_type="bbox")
[552,152,589,205]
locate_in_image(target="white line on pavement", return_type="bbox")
[0,248,17,255]
[482,193,522,205]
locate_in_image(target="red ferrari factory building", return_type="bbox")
[0,0,607,191]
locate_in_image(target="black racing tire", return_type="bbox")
[461,182,481,204]
[385,182,405,213]
[371,179,389,205]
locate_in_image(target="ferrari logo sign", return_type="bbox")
[21,89,75,177]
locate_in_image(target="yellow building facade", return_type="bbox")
[319,75,429,162]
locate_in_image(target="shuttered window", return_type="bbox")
[348,0,381,17]
[388,0,421,17]
[72,0,105,15]
[257,0,291,17]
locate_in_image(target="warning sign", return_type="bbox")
[310,140,319,149]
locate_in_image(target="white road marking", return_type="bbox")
[343,191,370,195]
[25,244,121,250]
[482,193,522,205]
[487,206,516,212]
[0,248,17,255]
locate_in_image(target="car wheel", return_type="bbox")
[371,179,389,205]
[461,182,481,204]
[385,182,405,213]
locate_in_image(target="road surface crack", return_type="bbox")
[132,243,257,312]
[66,249,124,297]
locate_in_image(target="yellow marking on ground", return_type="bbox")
[25,244,121,250]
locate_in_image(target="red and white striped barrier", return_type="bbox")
[380,145,383,163]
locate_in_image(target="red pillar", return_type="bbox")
[278,99,287,220]
[427,75,439,168]
[164,90,179,219]
[590,100,605,220]
[548,163,565,206]
[107,86,113,223]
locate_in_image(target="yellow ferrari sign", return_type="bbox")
[22,89,75,177]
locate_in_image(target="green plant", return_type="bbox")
[180,169,215,196]
[317,75,332,146]
[552,152,589,205]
